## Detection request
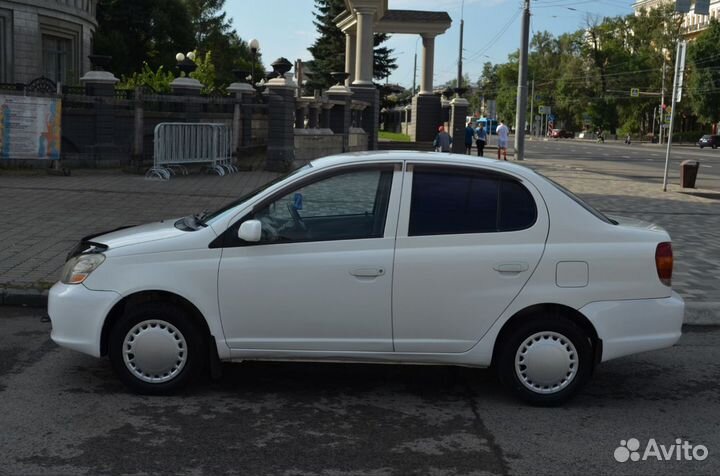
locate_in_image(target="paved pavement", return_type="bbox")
[0,145,718,323]
[1,306,718,475]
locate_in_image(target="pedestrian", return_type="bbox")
[464,121,475,155]
[433,125,452,152]
[496,119,509,160]
[475,121,487,157]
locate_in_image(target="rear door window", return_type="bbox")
[409,167,537,236]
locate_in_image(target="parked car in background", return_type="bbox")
[551,129,574,138]
[48,152,683,406]
[697,134,720,149]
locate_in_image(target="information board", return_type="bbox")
[0,95,62,160]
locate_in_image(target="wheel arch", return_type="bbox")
[100,290,213,356]
[491,303,602,367]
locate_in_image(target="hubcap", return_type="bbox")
[515,331,578,395]
[123,320,187,384]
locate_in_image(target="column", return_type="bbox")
[80,69,120,160]
[295,101,308,129]
[321,102,334,130]
[420,34,436,95]
[228,80,255,151]
[353,7,375,87]
[345,31,357,87]
[170,76,203,122]
[450,96,469,154]
[308,102,321,129]
[327,87,353,152]
[132,87,143,166]
[265,73,297,171]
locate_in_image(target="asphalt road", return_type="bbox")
[522,139,720,190]
[1,307,717,475]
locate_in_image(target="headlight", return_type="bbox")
[60,254,105,285]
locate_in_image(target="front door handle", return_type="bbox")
[350,267,385,278]
[493,262,529,273]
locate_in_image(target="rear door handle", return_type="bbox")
[493,262,529,273]
[350,267,385,278]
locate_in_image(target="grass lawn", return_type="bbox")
[378,130,411,142]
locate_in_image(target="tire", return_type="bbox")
[109,301,207,395]
[495,317,594,406]
[713,144,717,150]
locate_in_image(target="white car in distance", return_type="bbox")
[49,152,684,405]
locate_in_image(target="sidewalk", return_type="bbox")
[1,161,718,325]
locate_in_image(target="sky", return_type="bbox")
[226,0,635,89]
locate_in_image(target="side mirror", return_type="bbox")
[238,219,262,242]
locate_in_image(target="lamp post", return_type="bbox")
[249,38,260,86]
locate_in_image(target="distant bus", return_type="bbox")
[475,117,498,135]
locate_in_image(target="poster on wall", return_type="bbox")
[0,95,62,160]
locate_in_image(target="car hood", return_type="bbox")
[87,219,188,249]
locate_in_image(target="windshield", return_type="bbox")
[538,174,617,225]
[202,164,312,223]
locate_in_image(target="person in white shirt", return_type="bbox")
[496,119,509,161]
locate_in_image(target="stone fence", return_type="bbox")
[0,57,373,172]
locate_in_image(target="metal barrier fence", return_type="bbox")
[147,122,236,180]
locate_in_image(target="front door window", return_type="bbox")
[251,168,394,244]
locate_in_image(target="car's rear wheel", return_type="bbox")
[713,144,717,149]
[109,302,207,395]
[496,317,593,406]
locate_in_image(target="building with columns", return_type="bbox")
[334,0,451,144]
[0,0,97,85]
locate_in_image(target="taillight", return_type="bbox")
[655,242,673,286]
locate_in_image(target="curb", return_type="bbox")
[1,286,718,326]
[1,287,50,308]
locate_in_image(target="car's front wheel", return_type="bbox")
[109,302,207,395]
[496,317,593,406]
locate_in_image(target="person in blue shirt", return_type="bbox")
[475,122,487,157]
[464,122,475,155]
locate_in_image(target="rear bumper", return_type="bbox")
[48,282,120,358]
[581,292,684,362]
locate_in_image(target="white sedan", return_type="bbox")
[48,152,683,405]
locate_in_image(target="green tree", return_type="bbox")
[94,0,195,78]
[117,63,175,93]
[184,0,263,88]
[307,0,398,91]
[189,50,218,94]
[687,19,720,129]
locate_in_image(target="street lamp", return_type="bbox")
[175,51,197,77]
[249,38,260,85]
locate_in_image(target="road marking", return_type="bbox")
[622,156,631,159]
[700,164,713,168]
[603,153,609,156]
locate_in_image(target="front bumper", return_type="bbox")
[581,292,684,362]
[48,282,120,358]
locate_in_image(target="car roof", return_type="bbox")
[307,150,536,176]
